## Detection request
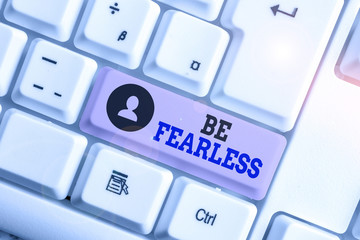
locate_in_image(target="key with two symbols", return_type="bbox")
[12,39,97,124]
[75,0,160,69]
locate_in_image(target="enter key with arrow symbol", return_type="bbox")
[271,4,298,18]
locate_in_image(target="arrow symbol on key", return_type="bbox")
[271,4,298,18]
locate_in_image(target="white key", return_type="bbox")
[75,0,159,69]
[267,215,339,240]
[338,17,360,82]
[4,0,83,41]
[0,23,27,97]
[0,230,19,240]
[156,0,224,21]
[0,109,87,200]
[211,0,343,131]
[154,177,256,240]
[12,39,97,124]
[353,212,360,239]
[247,4,360,238]
[144,10,229,97]
[0,180,148,240]
[71,143,173,234]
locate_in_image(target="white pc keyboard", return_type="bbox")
[0,0,360,239]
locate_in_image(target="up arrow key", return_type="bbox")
[271,4,298,18]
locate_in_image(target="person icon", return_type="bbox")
[107,84,154,132]
[117,96,139,122]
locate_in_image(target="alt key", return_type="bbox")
[154,177,257,240]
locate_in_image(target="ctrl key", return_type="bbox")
[154,177,257,240]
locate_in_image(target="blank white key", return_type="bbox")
[144,10,229,97]
[0,180,148,240]
[0,231,18,240]
[352,212,360,239]
[75,0,159,69]
[4,0,83,41]
[12,39,97,124]
[156,0,224,21]
[154,177,256,240]
[338,16,360,82]
[354,218,360,239]
[71,143,172,234]
[267,215,339,240]
[0,109,87,200]
[211,0,342,131]
[0,23,27,97]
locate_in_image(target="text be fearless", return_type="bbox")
[152,120,263,179]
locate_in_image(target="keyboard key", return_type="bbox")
[12,39,97,124]
[352,212,360,239]
[80,67,286,200]
[211,0,343,131]
[155,177,256,240]
[338,15,360,83]
[4,0,83,41]
[0,230,21,240]
[75,0,159,69]
[0,109,87,200]
[71,143,172,234]
[0,180,148,240]
[156,0,224,21]
[248,28,360,239]
[143,10,229,97]
[267,215,339,240]
[0,23,27,97]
